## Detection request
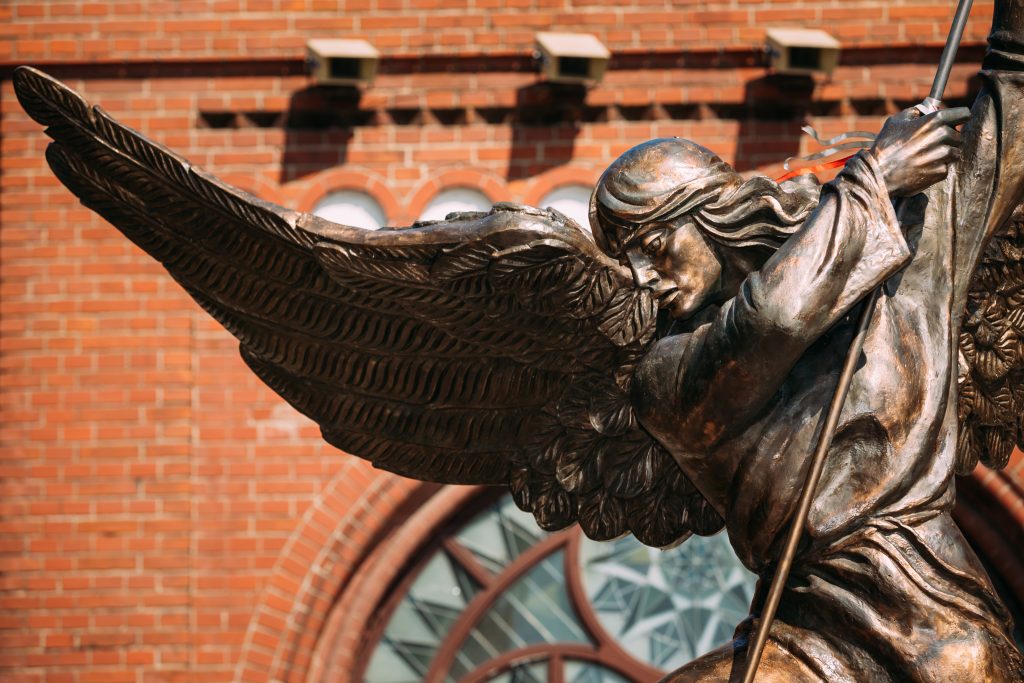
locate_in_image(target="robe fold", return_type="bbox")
[635,5,1024,679]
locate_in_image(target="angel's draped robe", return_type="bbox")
[634,10,1024,682]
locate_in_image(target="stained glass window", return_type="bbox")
[446,550,591,682]
[360,494,757,682]
[580,533,755,671]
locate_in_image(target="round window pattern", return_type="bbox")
[312,190,387,230]
[360,495,757,682]
[419,188,493,222]
[539,184,593,235]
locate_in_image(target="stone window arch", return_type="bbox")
[238,468,1024,681]
[356,493,757,682]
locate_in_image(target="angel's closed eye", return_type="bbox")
[642,229,668,257]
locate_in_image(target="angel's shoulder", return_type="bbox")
[630,331,694,435]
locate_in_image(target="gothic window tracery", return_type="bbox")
[360,495,757,682]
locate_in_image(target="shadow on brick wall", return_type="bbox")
[731,71,981,176]
[279,86,363,184]
[732,74,816,173]
[505,83,584,181]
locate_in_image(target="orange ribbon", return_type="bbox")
[775,153,858,183]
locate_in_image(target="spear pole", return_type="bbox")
[739,2,975,681]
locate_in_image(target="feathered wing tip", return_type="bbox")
[14,66,724,549]
[14,66,92,130]
[957,207,1024,473]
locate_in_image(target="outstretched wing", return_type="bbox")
[14,67,722,548]
[957,203,1024,473]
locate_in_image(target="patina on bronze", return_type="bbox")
[11,0,1024,678]
[741,2,976,680]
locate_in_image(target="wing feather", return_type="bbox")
[958,205,1024,472]
[15,66,723,548]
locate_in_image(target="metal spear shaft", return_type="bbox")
[739,2,975,681]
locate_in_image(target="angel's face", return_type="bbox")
[624,217,724,319]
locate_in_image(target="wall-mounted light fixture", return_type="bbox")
[535,32,610,85]
[766,28,841,75]
[306,39,380,86]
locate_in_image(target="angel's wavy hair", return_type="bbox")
[590,138,819,261]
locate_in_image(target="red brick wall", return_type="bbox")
[0,0,996,62]
[1,1,1022,681]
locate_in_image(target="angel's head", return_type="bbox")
[590,138,818,319]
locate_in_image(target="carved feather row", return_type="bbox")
[957,206,1024,473]
[15,66,722,548]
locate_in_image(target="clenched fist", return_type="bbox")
[870,106,972,198]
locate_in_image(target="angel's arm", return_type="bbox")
[634,153,910,451]
[952,0,1024,311]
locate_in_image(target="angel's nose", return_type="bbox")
[626,250,661,290]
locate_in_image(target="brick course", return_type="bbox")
[1,1,1022,681]
[0,1,998,62]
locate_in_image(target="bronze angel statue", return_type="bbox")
[12,1,1024,679]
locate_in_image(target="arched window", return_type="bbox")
[539,184,593,235]
[359,494,757,682]
[313,190,387,230]
[420,188,492,222]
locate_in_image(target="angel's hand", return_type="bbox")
[870,106,972,197]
